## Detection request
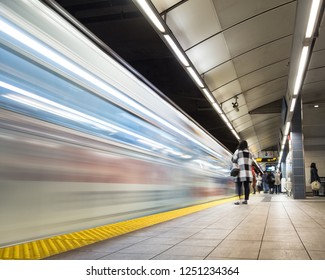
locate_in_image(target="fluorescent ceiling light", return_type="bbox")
[164,35,189,67]
[305,0,321,38]
[220,114,228,123]
[187,67,204,88]
[212,102,223,114]
[135,0,165,33]
[202,88,214,103]
[226,121,233,130]
[290,98,297,112]
[293,46,309,95]
[231,129,240,140]
[284,121,291,136]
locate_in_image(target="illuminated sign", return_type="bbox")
[255,157,277,162]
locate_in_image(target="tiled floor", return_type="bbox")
[46,193,325,260]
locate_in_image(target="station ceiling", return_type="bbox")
[54,0,325,155]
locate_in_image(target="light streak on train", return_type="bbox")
[0,0,234,247]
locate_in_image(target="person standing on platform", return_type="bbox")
[256,172,263,193]
[310,162,320,196]
[251,167,256,194]
[274,169,281,194]
[232,140,254,205]
[267,171,275,194]
[262,171,269,193]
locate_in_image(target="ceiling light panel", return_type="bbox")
[164,35,189,66]
[187,67,204,87]
[305,0,321,38]
[135,0,165,32]
[293,46,309,95]
[212,102,223,114]
[164,0,222,49]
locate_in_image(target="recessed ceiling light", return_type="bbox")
[314,105,319,108]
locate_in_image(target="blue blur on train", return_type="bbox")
[0,0,234,247]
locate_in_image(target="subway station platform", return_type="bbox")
[45,193,325,260]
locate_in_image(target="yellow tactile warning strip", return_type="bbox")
[0,196,238,260]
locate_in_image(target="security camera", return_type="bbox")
[233,103,239,112]
[232,98,239,112]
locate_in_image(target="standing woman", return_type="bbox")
[256,172,263,193]
[274,169,281,194]
[232,140,254,205]
[310,162,320,196]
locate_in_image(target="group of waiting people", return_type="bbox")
[232,140,322,205]
[252,170,281,194]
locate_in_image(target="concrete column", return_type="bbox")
[291,95,306,199]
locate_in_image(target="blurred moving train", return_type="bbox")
[0,0,234,247]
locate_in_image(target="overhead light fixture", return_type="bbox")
[212,102,223,114]
[202,88,214,103]
[226,121,233,130]
[314,104,319,108]
[187,67,204,87]
[282,135,287,146]
[290,97,297,112]
[134,0,165,33]
[284,121,291,136]
[232,96,239,112]
[278,0,322,163]
[231,129,240,140]
[220,113,228,123]
[164,35,189,67]
[305,0,322,38]
[293,46,309,96]
[134,0,241,142]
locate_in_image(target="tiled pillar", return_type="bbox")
[291,95,306,199]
